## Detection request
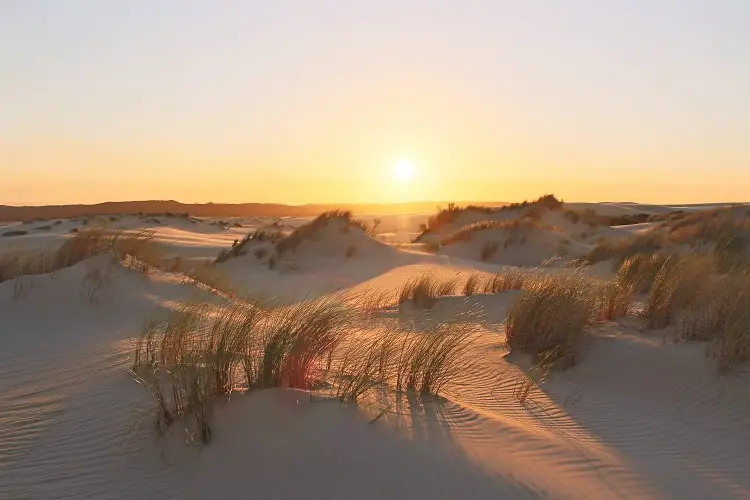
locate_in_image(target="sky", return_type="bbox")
[1,0,749,205]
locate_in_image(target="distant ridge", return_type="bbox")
[0,200,510,222]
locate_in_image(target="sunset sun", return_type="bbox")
[392,160,416,181]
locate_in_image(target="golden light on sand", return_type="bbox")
[392,160,416,181]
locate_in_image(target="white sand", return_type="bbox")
[2,207,750,499]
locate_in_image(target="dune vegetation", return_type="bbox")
[131,293,478,443]
[274,210,371,255]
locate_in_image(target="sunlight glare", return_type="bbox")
[393,160,416,181]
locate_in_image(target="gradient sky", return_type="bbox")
[2,1,749,205]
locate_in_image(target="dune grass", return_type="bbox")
[0,228,158,284]
[615,252,669,294]
[440,218,552,247]
[215,228,284,263]
[416,194,563,240]
[645,255,713,329]
[505,274,594,367]
[482,268,534,294]
[398,273,460,308]
[578,232,664,267]
[274,210,369,255]
[133,292,478,443]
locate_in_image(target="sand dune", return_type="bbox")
[2,203,750,499]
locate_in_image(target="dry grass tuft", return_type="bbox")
[593,281,631,321]
[133,292,477,443]
[579,232,663,267]
[275,210,368,255]
[462,273,485,296]
[398,273,460,308]
[440,218,551,247]
[215,228,284,263]
[645,255,713,330]
[133,297,354,443]
[482,268,533,294]
[505,274,593,367]
[615,253,669,294]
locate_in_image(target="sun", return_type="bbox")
[393,160,416,181]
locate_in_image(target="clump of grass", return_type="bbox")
[215,228,284,263]
[462,273,485,296]
[578,232,663,267]
[674,274,750,370]
[398,273,460,308]
[482,268,532,294]
[134,296,358,442]
[593,281,631,321]
[440,218,549,246]
[394,322,477,395]
[645,255,713,329]
[415,195,563,241]
[505,275,593,367]
[615,253,668,294]
[275,210,368,255]
[134,291,481,443]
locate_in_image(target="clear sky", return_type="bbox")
[2,0,748,205]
